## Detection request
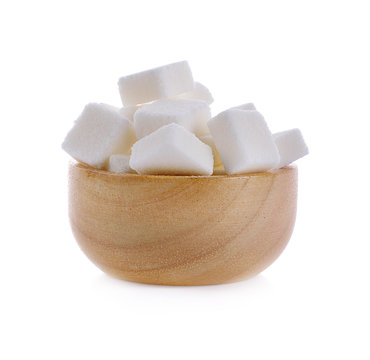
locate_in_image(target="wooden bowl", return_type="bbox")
[68,162,298,285]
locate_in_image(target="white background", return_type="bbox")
[1,0,369,359]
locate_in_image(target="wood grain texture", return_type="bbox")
[68,162,298,285]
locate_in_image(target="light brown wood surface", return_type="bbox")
[68,162,298,285]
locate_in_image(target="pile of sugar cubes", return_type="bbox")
[62,61,308,176]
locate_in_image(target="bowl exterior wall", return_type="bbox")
[69,163,297,285]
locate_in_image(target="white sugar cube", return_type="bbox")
[176,82,214,104]
[108,154,135,173]
[273,128,309,168]
[130,123,213,176]
[232,102,256,111]
[118,61,194,106]
[62,103,136,169]
[199,134,222,167]
[208,109,280,174]
[134,98,211,139]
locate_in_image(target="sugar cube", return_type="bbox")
[231,102,256,111]
[134,98,211,139]
[62,103,136,169]
[176,82,214,104]
[208,109,280,174]
[118,61,194,106]
[273,128,308,168]
[199,134,222,167]
[129,123,213,176]
[108,154,135,173]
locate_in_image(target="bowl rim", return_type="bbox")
[70,160,296,180]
